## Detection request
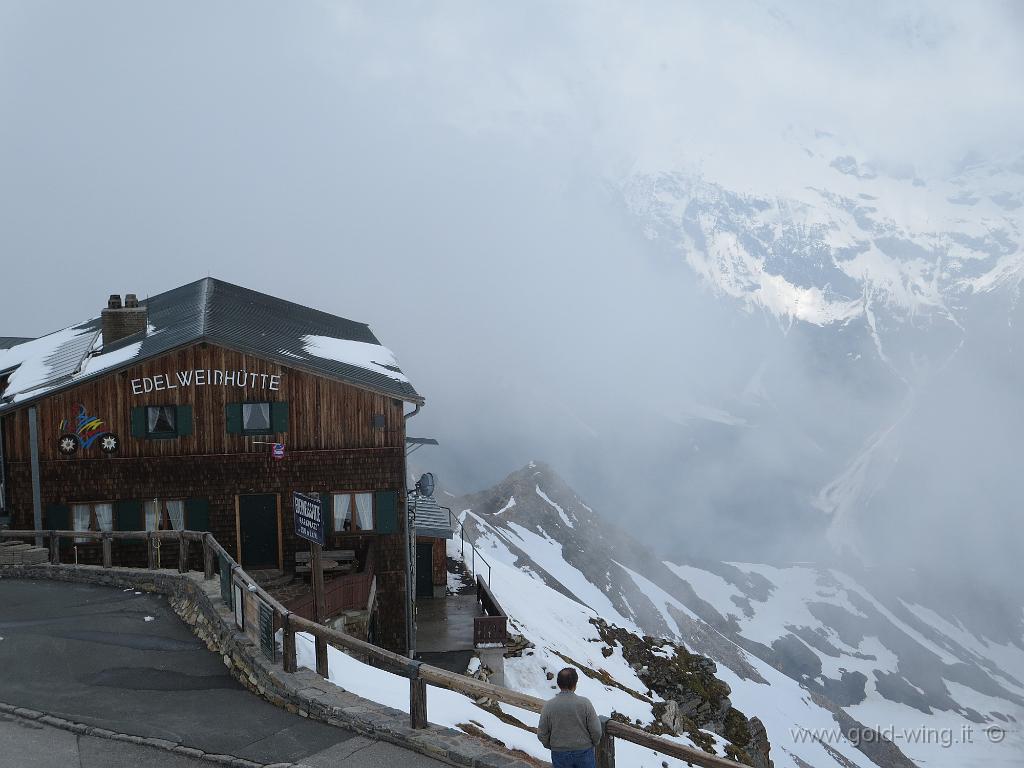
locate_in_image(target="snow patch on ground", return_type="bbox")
[495,496,516,515]
[664,562,744,611]
[535,485,574,528]
[723,563,869,649]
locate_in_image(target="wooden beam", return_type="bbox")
[178,532,189,573]
[417,665,545,714]
[596,719,615,768]
[234,496,241,566]
[282,613,297,674]
[311,542,329,678]
[410,672,428,730]
[605,721,743,768]
[203,535,215,580]
[276,493,283,571]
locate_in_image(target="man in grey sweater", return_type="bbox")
[537,668,603,768]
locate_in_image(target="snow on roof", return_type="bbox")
[0,277,423,412]
[301,334,410,383]
[0,323,99,403]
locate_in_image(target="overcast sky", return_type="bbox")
[1,3,1022,584]
[2,2,1021,339]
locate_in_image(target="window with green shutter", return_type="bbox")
[185,498,210,531]
[45,503,70,530]
[374,491,399,534]
[176,405,193,437]
[114,500,144,531]
[131,405,192,439]
[225,403,243,434]
[270,402,288,433]
[131,407,146,438]
[227,402,288,434]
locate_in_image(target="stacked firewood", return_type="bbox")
[0,540,49,565]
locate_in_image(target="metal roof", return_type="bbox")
[410,495,453,540]
[0,337,33,350]
[0,277,423,413]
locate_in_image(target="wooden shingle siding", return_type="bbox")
[2,342,406,461]
[0,341,412,653]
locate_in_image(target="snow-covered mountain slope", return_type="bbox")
[450,463,1024,768]
[624,136,1024,336]
[615,140,1024,583]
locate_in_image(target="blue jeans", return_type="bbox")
[551,748,596,768]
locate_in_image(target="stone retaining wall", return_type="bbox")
[0,564,541,768]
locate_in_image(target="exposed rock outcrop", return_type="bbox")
[594,618,773,768]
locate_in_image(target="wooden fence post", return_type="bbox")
[49,531,59,564]
[596,717,615,768]
[310,543,329,678]
[102,533,112,569]
[178,532,189,573]
[203,535,214,580]
[315,632,329,679]
[409,662,428,729]
[282,612,297,673]
[147,532,156,570]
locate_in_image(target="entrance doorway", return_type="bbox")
[416,541,435,598]
[238,494,279,569]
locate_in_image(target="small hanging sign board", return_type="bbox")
[271,443,285,460]
[292,491,325,547]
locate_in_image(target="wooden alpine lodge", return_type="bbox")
[0,278,453,653]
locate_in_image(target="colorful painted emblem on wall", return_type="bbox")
[58,404,120,455]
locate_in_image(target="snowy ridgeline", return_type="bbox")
[624,136,1024,329]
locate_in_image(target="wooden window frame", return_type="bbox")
[70,501,116,541]
[144,497,189,531]
[145,405,179,439]
[241,402,273,436]
[330,491,376,534]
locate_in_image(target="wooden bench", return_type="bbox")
[294,549,356,574]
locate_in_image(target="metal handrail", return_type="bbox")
[441,506,492,587]
[0,528,751,768]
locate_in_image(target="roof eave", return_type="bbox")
[0,337,425,416]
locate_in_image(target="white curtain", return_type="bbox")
[166,500,185,531]
[355,493,373,531]
[243,403,270,431]
[94,504,113,532]
[72,504,91,542]
[144,501,160,531]
[333,494,351,532]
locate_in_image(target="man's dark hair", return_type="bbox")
[556,667,579,690]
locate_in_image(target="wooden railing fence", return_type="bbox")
[473,574,509,647]
[285,546,376,621]
[0,529,746,768]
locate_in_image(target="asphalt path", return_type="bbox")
[0,580,446,767]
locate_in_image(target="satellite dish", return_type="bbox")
[417,472,435,497]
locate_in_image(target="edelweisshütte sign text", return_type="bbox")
[130,369,282,395]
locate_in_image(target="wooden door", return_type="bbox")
[239,494,278,568]
[416,541,434,598]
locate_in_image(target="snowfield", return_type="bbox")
[442,464,1024,768]
[290,461,1023,767]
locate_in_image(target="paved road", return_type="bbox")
[0,580,446,767]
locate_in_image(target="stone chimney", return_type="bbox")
[101,293,147,348]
